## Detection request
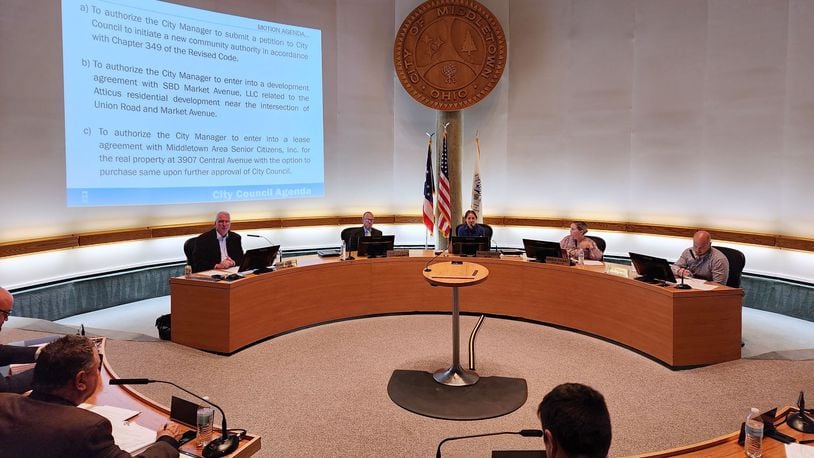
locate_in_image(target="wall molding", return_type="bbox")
[2,215,813,258]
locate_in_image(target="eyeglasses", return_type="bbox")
[0,309,12,318]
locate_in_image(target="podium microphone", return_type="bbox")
[424,249,446,272]
[436,429,543,457]
[110,378,239,457]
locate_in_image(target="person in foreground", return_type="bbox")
[0,287,39,393]
[191,211,244,272]
[672,230,729,285]
[538,383,612,458]
[559,221,603,261]
[344,211,382,250]
[0,334,183,457]
[456,209,487,237]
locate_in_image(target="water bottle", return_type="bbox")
[577,249,585,265]
[340,240,347,261]
[744,407,763,458]
[184,264,192,278]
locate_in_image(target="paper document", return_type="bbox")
[786,443,814,458]
[110,420,158,453]
[683,278,719,291]
[583,260,603,266]
[80,404,155,452]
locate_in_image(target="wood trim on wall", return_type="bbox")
[2,216,813,258]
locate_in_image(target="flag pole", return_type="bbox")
[473,129,482,223]
[423,131,435,250]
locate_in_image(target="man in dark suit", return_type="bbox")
[0,287,38,393]
[191,211,244,272]
[0,334,183,457]
[344,211,383,251]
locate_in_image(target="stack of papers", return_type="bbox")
[786,443,814,458]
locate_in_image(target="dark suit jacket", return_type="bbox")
[0,391,178,457]
[191,228,244,273]
[0,344,37,393]
[344,226,383,251]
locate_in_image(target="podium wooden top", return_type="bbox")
[422,261,489,287]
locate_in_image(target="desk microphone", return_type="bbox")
[247,233,273,246]
[110,378,239,457]
[787,391,814,433]
[436,429,543,457]
[424,249,446,272]
[675,269,691,289]
[342,233,358,261]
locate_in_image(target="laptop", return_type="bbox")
[317,249,341,257]
[238,245,280,274]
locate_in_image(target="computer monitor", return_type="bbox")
[449,236,490,256]
[356,235,395,258]
[522,239,565,263]
[238,245,280,274]
[628,252,677,283]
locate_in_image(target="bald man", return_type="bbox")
[673,230,730,285]
[343,211,382,251]
[0,287,38,393]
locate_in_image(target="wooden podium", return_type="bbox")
[422,261,489,386]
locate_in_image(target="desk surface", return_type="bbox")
[93,339,261,457]
[423,261,489,286]
[170,251,742,368]
[634,406,814,457]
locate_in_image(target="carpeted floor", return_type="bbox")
[7,314,811,457]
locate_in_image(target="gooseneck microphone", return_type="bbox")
[247,233,273,246]
[110,378,239,457]
[424,249,446,272]
[675,269,691,289]
[787,391,814,433]
[436,429,543,458]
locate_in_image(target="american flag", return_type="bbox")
[437,131,452,237]
[422,138,435,235]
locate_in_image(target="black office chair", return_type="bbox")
[183,237,197,265]
[587,235,606,253]
[453,223,493,247]
[341,227,360,251]
[713,246,746,288]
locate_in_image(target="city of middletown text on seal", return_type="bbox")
[394,0,507,111]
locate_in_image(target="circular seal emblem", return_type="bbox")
[394,0,507,111]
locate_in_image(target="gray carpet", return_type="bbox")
[6,314,810,457]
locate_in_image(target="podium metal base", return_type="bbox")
[433,364,479,386]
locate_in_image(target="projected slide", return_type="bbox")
[62,0,323,206]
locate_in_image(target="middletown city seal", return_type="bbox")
[394,0,507,111]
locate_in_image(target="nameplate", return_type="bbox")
[545,256,570,266]
[275,259,298,269]
[387,249,409,257]
[605,264,630,278]
[476,250,500,258]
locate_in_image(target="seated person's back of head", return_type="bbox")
[538,383,611,458]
